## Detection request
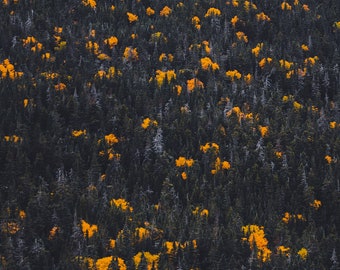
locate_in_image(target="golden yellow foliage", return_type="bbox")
[325,155,332,164]
[123,47,139,61]
[104,133,118,145]
[187,78,204,92]
[104,36,118,49]
[204,7,221,17]
[310,199,322,210]
[236,31,248,42]
[297,247,308,260]
[80,219,98,238]
[256,12,271,21]
[146,7,155,16]
[242,224,272,262]
[72,129,86,137]
[110,198,133,212]
[127,12,138,23]
[277,245,290,256]
[258,125,269,137]
[160,6,172,17]
[226,69,242,81]
[54,82,67,91]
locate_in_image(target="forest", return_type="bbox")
[0,0,339,269]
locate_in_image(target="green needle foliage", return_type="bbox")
[0,0,339,269]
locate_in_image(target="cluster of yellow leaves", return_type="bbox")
[96,67,118,80]
[159,53,174,62]
[293,101,303,110]
[133,252,160,270]
[76,256,126,270]
[192,207,209,217]
[200,142,219,154]
[258,57,273,68]
[192,16,201,30]
[41,52,53,61]
[251,43,263,57]
[48,226,59,240]
[297,247,308,260]
[160,6,172,17]
[275,151,283,159]
[108,238,115,249]
[279,59,294,70]
[86,40,100,55]
[22,36,43,53]
[225,69,242,81]
[176,156,194,180]
[202,40,211,54]
[226,106,254,123]
[54,82,67,91]
[310,199,322,210]
[2,0,19,5]
[72,129,86,137]
[281,1,292,10]
[146,7,155,16]
[230,15,238,27]
[135,227,150,242]
[282,212,306,223]
[1,222,20,234]
[40,72,59,80]
[0,59,23,79]
[282,95,294,102]
[123,46,139,61]
[325,155,333,164]
[3,135,22,143]
[244,73,253,84]
[187,78,204,92]
[180,171,188,180]
[301,44,309,51]
[211,157,231,174]
[164,240,197,255]
[204,7,221,17]
[80,219,98,238]
[176,156,194,167]
[150,32,167,43]
[241,225,272,262]
[97,133,120,160]
[96,256,114,270]
[19,210,26,219]
[141,117,158,129]
[256,12,271,21]
[99,148,120,161]
[154,69,176,87]
[200,57,219,71]
[110,198,133,212]
[304,56,319,66]
[277,245,290,257]
[53,26,67,51]
[103,133,118,146]
[329,121,338,129]
[127,12,138,23]
[282,95,304,110]
[236,31,248,42]
[82,0,96,9]
[172,84,182,96]
[244,0,257,12]
[258,125,269,137]
[334,21,340,29]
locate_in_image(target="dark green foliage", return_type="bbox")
[0,0,339,269]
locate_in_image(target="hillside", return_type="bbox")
[0,0,339,269]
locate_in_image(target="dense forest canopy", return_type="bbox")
[0,0,339,269]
